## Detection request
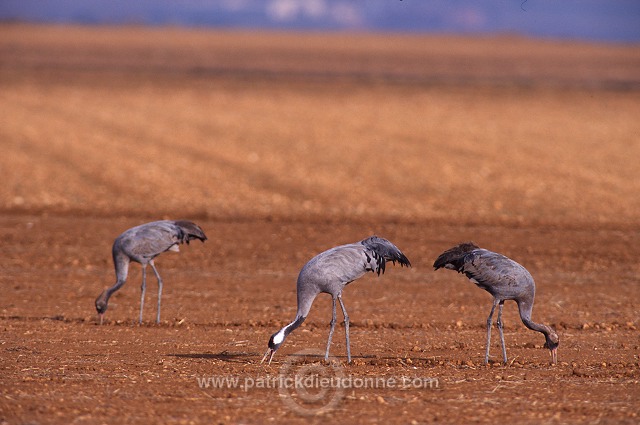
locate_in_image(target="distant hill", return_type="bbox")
[1,0,639,43]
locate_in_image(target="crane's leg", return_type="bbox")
[337,295,351,364]
[484,299,499,364]
[325,296,338,361]
[139,265,147,324]
[496,301,507,364]
[149,260,163,324]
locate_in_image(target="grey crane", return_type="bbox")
[261,235,411,364]
[95,220,207,324]
[433,242,559,365]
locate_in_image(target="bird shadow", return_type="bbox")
[170,350,436,360]
[166,351,380,364]
[168,350,255,362]
[0,314,87,324]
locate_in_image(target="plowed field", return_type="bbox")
[1,24,639,424]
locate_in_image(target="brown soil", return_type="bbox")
[0,24,639,424]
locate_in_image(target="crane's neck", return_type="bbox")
[99,253,130,305]
[285,314,306,336]
[106,278,127,298]
[271,284,319,349]
[96,278,127,307]
[517,300,559,357]
[113,252,130,284]
[517,300,544,332]
[272,315,306,347]
[271,289,319,347]
[521,315,554,338]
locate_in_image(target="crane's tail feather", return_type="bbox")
[174,220,208,243]
[361,235,411,275]
[433,242,479,271]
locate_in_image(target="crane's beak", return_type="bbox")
[99,313,104,325]
[261,348,275,365]
[550,347,557,365]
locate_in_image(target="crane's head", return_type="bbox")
[261,317,305,364]
[261,328,286,365]
[95,290,109,325]
[543,330,559,365]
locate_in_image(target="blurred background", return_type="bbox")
[1,0,640,42]
[1,1,639,225]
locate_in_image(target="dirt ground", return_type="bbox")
[0,25,639,424]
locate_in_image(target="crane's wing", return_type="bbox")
[117,220,205,260]
[433,242,480,271]
[173,220,207,244]
[120,222,177,257]
[305,244,370,284]
[360,236,411,275]
[461,249,528,293]
[299,237,410,289]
